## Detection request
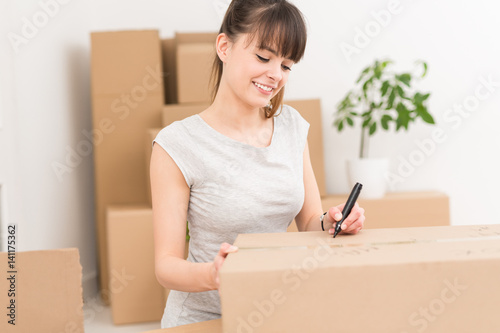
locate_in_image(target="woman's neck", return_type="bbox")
[206,89,269,133]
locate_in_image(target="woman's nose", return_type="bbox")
[267,62,283,82]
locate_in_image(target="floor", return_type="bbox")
[84,305,161,333]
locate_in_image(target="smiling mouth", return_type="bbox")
[253,82,274,92]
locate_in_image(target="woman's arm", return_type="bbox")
[151,143,235,292]
[294,142,365,233]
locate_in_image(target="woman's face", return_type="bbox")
[221,33,294,110]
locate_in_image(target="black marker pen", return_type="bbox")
[333,182,363,238]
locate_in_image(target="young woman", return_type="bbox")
[150,0,365,328]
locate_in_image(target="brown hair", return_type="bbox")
[210,0,307,118]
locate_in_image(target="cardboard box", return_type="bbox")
[161,38,177,104]
[0,248,83,333]
[91,30,164,296]
[220,224,500,332]
[106,206,166,324]
[321,191,450,228]
[161,103,209,128]
[175,32,217,104]
[176,43,216,104]
[285,99,326,197]
[142,319,222,333]
[176,32,218,44]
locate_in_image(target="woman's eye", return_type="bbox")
[256,54,269,62]
[282,65,292,72]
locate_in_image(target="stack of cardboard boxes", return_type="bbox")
[90,30,225,324]
[90,29,451,325]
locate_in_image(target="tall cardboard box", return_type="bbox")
[0,248,83,333]
[220,225,500,332]
[175,32,217,104]
[285,99,326,197]
[161,103,210,128]
[91,30,164,296]
[107,206,165,324]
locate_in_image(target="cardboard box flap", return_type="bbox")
[223,225,500,273]
[224,237,500,273]
[0,248,83,333]
[233,224,500,248]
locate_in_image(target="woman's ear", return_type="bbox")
[216,33,231,63]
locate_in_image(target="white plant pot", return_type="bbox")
[346,158,389,199]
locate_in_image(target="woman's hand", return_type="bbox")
[325,203,365,235]
[210,242,239,290]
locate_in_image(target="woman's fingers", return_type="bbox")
[213,243,238,288]
[342,205,365,234]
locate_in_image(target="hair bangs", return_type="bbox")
[250,4,306,63]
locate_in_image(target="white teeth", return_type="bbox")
[254,82,273,92]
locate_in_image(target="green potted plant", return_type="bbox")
[334,59,435,198]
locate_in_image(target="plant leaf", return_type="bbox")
[369,122,377,135]
[422,93,430,100]
[337,120,344,131]
[396,85,406,98]
[346,117,354,126]
[421,61,428,78]
[381,60,393,68]
[387,89,396,109]
[362,117,372,127]
[396,73,412,87]
[381,117,389,130]
[374,64,382,79]
[381,81,390,97]
[362,78,373,99]
[396,102,411,130]
[418,107,435,124]
[356,66,371,83]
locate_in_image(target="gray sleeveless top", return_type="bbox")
[153,104,310,328]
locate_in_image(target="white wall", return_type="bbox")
[1,0,499,301]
